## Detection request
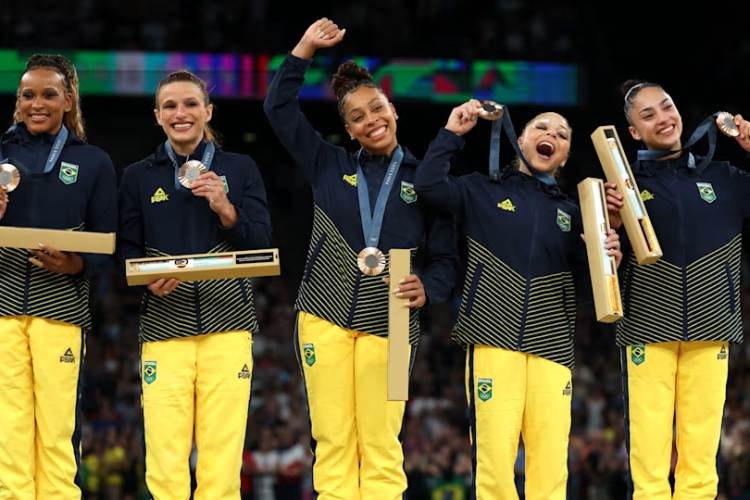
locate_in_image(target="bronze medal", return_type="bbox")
[0,163,20,192]
[177,160,207,188]
[478,100,504,121]
[716,111,739,137]
[357,247,386,276]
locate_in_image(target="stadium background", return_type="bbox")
[1,2,750,498]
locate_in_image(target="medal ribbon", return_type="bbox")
[636,111,720,173]
[165,140,216,190]
[356,145,404,250]
[489,107,556,186]
[0,124,68,173]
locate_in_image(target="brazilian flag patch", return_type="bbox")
[556,208,571,232]
[143,361,157,385]
[400,181,417,203]
[59,162,79,185]
[477,377,492,402]
[303,343,316,367]
[697,182,716,203]
[631,345,645,366]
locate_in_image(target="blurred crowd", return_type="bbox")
[0,0,583,62]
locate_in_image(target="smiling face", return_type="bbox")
[154,81,213,155]
[517,112,571,176]
[16,67,72,136]
[342,85,398,157]
[626,86,682,152]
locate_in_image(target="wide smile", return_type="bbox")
[172,122,193,132]
[367,125,387,140]
[535,141,555,160]
[657,124,676,136]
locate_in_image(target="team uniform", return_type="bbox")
[416,128,590,500]
[0,122,117,499]
[263,53,457,499]
[616,153,750,499]
[117,140,272,500]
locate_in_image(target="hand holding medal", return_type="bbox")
[177,159,206,188]
[717,111,750,153]
[478,100,504,121]
[0,164,19,220]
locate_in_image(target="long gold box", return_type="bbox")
[577,177,623,323]
[0,226,115,254]
[125,248,280,286]
[388,248,411,401]
[591,125,662,264]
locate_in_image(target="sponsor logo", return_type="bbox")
[562,381,572,396]
[60,348,75,363]
[151,187,169,203]
[343,174,357,186]
[497,199,515,212]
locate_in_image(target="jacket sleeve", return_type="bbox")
[116,163,146,280]
[414,127,466,213]
[81,150,118,278]
[262,53,329,181]
[416,206,458,306]
[220,155,272,249]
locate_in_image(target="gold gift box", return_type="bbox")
[0,226,115,254]
[387,248,411,401]
[125,248,280,286]
[578,177,623,323]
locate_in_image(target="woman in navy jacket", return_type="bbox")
[0,53,117,498]
[263,17,457,500]
[118,69,272,499]
[606,79,750,500]
[415,99,621,500]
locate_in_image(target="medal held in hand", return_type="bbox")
[177,160,207,188]
[357,247,386,276]
[716,111,739,137]
[478,100,504,121]
[0,163,20,192]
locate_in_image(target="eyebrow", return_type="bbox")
[638,97,671,115]
[348,97,384,115]
[20,86,61,93]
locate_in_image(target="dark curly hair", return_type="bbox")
[331,60,386,122]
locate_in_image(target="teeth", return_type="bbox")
[368,126,386,138]
[174,123,191,130]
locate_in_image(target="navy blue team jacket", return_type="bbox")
[118,140,272,342]
[416,128,590,369]
[615,153,750,347]
[0,123,118,330]
[263,53,457,343]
